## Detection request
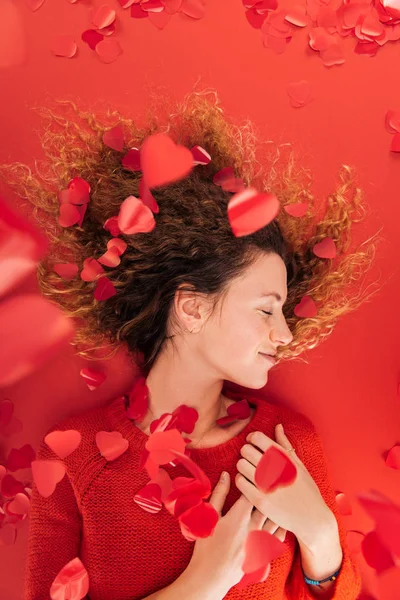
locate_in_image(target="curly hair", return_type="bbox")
[0,85,385,377]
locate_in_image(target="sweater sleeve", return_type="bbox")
[282,413,363,600]
[24,436,84,600]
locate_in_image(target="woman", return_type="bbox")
[2,88,381,600]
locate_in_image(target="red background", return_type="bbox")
[0,1,399,598]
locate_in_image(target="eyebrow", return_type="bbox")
[260,292,287,304]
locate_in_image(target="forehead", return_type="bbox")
[236,253,288,296]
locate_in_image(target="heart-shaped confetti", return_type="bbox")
[6,444,35,471]
[286,80,313,108]
[126,377,150,421]
[94,276,117,301]
[117,195,156,235]
[51,35,77,58]
[0,294,74,387]
[336,492,353,516]
[92,5,116,29]
[294,295,318,318]
[82,29,104,50]
[44,430,82,459]
[80,367,107,390]
[8,492,30,515]
[53,262,79,280]
[133,482,163,514]
[31,460,66,498]
[254,445,297,493]
[242,529,285,574]
[50,557,90,600]
[80,257,105,282]
[140,133,194,188]
[1,473,25,498]
[283,202,308,217]
[313,236,337,258]
[59,203,81,227]
[385,445,400,469]
[0,197,49,298]
[122,147,142,171]
[103,215,122,236]
[103,125,125,151]
[190,145,211,165]
[96,431,129,461]
[95,38,122,63]
[227,187,280,237]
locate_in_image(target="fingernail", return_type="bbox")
[221,471,228,482]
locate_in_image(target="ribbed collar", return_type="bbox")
[106,392,277,464]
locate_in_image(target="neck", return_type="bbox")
[141,350,227,441]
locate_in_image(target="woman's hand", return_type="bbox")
[235,423,335,548]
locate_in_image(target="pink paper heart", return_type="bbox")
[31,460,66,498]
[8,492,30,515]
[80,257,105,282]
[44,430,82,459]
[96,431,129,461]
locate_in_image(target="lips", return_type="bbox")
[260,353,276,365]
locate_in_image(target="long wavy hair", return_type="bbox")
[0,86,384,376]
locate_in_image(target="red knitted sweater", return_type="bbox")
[24,392,362,600]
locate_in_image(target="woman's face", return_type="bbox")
[196,252,294,390]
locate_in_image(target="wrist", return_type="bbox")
[297,508,338,551]
[182,562,230,600]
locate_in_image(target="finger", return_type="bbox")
[236,457,256,485]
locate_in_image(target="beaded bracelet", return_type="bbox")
[303,564,342,586]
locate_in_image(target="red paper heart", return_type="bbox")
[94,277,117,301]
[294,295,318,318]
[313,236,337,258]
[53,262,79,280]
[92,5,116,29]
[227,187,280,237]
[140,133,193,188]
[1,473,25,498]
[103,215,122,236]
[133,482,163,514]
[44,430,82,459]
[254,445,297,493]
[80,367,107,390]
[190,145,211,165]
[336,492,353,516]
[51,35,77,58]
[122,147,142,171]
[6,444,35,471]
[103,126,125,151]
[96,431,129,461]
[31,460,66,498]
[0,294,74,387]
[127,376,149,421]
[95,39,122,63]
[283,202,308,217]
[80,257,105,282]
[58,203,81,227]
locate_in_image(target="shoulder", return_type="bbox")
[35,401,113,500]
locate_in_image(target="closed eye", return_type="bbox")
[262,311,273,316]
